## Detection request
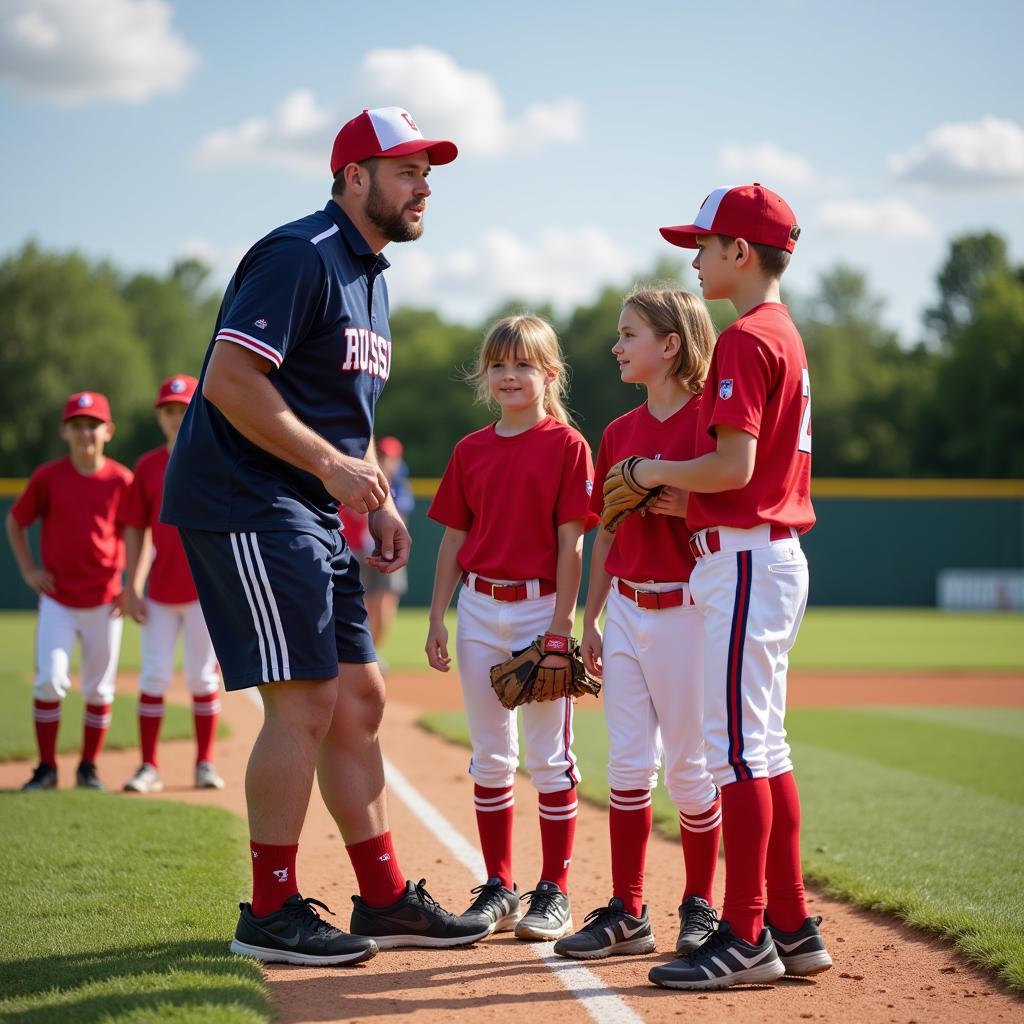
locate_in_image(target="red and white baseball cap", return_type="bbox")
[155,374,198,408]
[62,391,111,423]
[660,183,801,252]
[330,107,458,176]
[377,435,403,458]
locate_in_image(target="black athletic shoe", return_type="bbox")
[648,920,785,990]
[766,915,833,976]
[460,877,521,935]
[514,880,573,941]
[230,894,377,966]
[21,762,57,791]
[350,878,490,949]
[553,897,656,960]
[676,895,719,953]
[75,762,104,790]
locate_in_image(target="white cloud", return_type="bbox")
[888,117,1024,189]
[0,0,197,106]
[387,226,635,322]
[192,46,582,175]
[193,89,335,177]
[719,143,815,186]
[817,198,935,240]
[176,237,248,288]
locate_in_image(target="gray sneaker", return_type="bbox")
[514,881,573,941]
[766,915,833,976]
[460,877,520,935]
[676,895,719,953]
[21,763,57,791]
[649,921,785,991]
[195,760,225,789]
[75,762,105,790]
[553,898,656,960]
[123,764,164,793]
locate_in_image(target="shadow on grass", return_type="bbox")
[0,940,269,1024]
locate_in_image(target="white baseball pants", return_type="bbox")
[140,599,220,698]
[455,581,579,794]
[34,593,122,704]
[602,581,718,813]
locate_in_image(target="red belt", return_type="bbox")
[689,525,794,559]
[463,574,556,602]
[616,579,690,609]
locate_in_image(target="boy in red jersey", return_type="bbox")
[6,392,133,791]
[631,185,833,990]
[119,376,224,794]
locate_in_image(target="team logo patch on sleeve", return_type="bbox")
[585,480,593,496]
[719,379,734,399]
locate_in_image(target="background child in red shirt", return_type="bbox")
[6,392,133,791]
[119,376,224,794]
[426,314,598,943]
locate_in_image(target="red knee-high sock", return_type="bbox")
[766,771,809,930]
[474,784,515,888]
[138,694,164,768]
[345,832,407,908]
[192,692,220,764]
[720,778,772,944]
[81,703,111,765]
[679,792,723,905]
[33,700,61,768]
[250,840,299,916]
[538,787,577,893]
[609,789,652,917]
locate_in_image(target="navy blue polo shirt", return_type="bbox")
[162,201,391,532]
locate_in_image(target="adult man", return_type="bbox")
[163,107,486,966]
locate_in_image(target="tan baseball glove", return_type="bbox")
[601,456,663,533]
[490,633,601,710]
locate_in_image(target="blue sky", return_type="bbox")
[2,0,1021,343]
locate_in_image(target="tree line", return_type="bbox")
[1,233,1021,479]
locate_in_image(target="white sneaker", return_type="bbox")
[123,764,163,794]
[195,760,225,789]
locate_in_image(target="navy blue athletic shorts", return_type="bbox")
[179,525,376,691]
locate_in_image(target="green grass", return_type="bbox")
[420,704,1024,991]
[375,606,1024,673]
[0,791,271,1023]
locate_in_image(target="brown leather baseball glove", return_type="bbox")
[601,456,663,533]
[489,633,601,710]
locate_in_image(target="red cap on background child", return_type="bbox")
[62,392,111,423]
[154,375,199,407]
[377,436,404,458]
[660,183,801,252]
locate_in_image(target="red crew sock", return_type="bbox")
[538,787,577,893]
[32,700,61,768]
[766,771,810,931]
[609,788,652,917]
[192,692,220,764]
[250,841,299,916]
[81,703,111,765]
[138,694,164,768]
[679,793,722,905]
[345,832,407,908]
[474,783,515,889]
[720,778,772,944]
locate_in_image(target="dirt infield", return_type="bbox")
[4,670,1023,1023]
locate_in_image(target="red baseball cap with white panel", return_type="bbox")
[154,374,198,408]
[62,391,111,423]
[660,183,801,252]
[330,107,458,176]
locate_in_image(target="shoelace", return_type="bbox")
[684,925,731,963]
[467,881,510,916]
[580,904,625,933]
[286,896,340,935]
[682,900,719,936]
[412,879,454,920]
[521,887,564,918]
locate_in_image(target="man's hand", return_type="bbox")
[22,567,55,596]
[323,456,389,513]
[366,506,411,572]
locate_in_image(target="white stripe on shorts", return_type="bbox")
[245,533,291,680]
[230,533,270,682]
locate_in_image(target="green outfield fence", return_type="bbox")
[2,478,1023,610]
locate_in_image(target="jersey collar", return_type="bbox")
[323,201,391,274]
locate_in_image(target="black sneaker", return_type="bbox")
[75,762,104,790]
[230,894,377,966]
[350,878,490,949]
[676,895,719,953]
[553,897,656,960]
[766,915,833,976]
[514,880,573,941]
[460,877,521,935]
[648,920,785,990]
[21,763,57,791]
